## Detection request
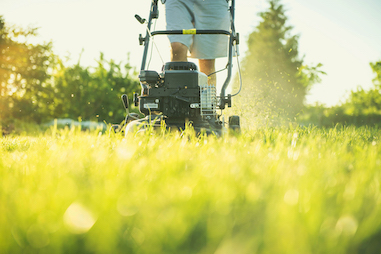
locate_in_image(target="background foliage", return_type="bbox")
[0,16,53,124]
[299,61,381,127]
[47,53,140,124]
[235,0,325,124]
[0,15,140,133]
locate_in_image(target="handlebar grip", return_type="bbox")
[135,14,146,24]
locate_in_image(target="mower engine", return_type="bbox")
[136,61,220,128]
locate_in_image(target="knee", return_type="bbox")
[199,59,215,74]
[171,42,188,61]
[171,42,187,53]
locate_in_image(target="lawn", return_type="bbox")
[1,125,381,253]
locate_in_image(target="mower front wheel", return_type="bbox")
[110,124,123,134]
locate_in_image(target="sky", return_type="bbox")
[1,0,381,107]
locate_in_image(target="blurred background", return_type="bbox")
[1,0,381,132]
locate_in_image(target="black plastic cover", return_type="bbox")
[139,70,160,85]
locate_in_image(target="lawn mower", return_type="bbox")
[115,0,241,135]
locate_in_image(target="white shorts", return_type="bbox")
[165,0,230,59]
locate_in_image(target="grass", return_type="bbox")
[1,125,381,253]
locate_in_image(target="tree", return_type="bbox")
[236,0,324,123]
[48,53,140,124]
[0,16,55,124]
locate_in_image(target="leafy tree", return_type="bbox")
[0,16,54,124]
[0,16,140,129]
[48,53,140,124]
[236,0,324,123]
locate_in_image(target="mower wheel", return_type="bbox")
[229,115,240,132]
[110,124,120,133]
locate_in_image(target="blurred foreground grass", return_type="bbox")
[1,126,381,254]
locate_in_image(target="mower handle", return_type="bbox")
[139,0,237,109]
[150,29,231,36]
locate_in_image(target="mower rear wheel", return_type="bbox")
[228,115,240,132]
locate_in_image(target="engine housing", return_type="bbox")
[138,62,217,121]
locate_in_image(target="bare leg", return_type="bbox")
[171,43,216,85]
[199,59,216,85]
[170,42,188,61]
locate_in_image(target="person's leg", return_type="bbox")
[166,0,193,62]
[199,59,216,85]
[191,0,228,86]
[191,0,229,61]
[170,42,188,62]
